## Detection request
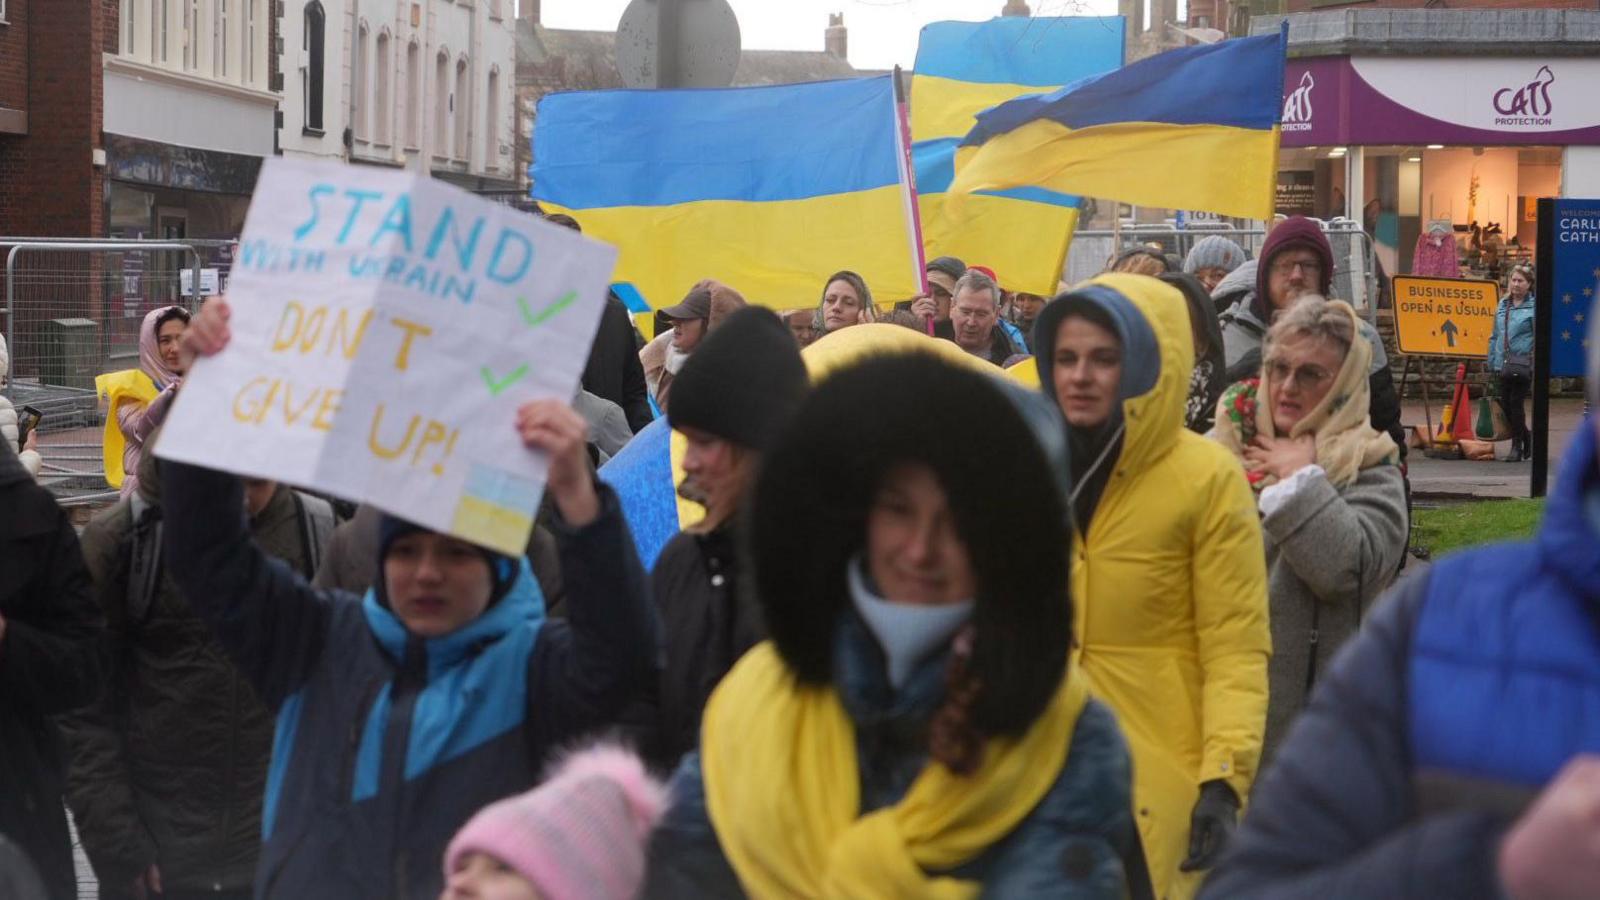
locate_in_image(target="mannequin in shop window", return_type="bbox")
[1411,220,1459,278]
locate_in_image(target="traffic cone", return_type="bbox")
[1450,364,1476,443]
[1434,363,1471,446]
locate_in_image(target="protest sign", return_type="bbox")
[157,158,618,555]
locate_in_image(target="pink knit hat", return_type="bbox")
[443,745,668,900]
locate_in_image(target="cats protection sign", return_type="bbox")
[157,158,618,555]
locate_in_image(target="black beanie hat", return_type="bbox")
[374,514,518,611]
[667,306,808,451]
[751,352,1072,739]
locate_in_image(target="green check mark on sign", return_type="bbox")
[518,291,576,326]
[480,363,530,397]
[480,292,579,396]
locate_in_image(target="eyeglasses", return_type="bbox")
[1271,258,1324,278]
[1266,359,1334,391]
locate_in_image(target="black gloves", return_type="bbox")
[1179,779,1239,872]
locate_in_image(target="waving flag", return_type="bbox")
[532,76,922,312]
[948,28,1287,222]
[912,17,1124,295]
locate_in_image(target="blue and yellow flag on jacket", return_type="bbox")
[912,17,1124,296]
[532,77,922,313]
[949,29,1287,223]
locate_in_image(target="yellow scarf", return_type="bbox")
[701,642,1089,899]
[1213,300,1398,490]
[94,369,157,489]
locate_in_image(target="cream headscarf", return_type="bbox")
[1212,299,1398,492]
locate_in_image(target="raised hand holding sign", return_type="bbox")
[157,158,617,555]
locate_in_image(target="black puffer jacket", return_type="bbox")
[0,443,105,900]
[62,484,327,893]
[584,294,653,434]
[638,524,764,773]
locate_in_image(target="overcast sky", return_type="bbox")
[536,0,1126,72]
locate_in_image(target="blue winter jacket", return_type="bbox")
[641,611,1138,898]
[161,460,659,900]
[1201,418,1600,899]
[1487,295,1536,373]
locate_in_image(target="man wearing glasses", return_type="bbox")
[1219,216,1406,453]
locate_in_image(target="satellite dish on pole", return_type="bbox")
[617,0,741,89]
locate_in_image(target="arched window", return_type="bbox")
[184,0,200,70]
[435,50,450,158]
[353,22,369,141]
[374,31,392,144]
[244,0,258,86]
[454,57,470,161]
[214,0,229,78]
[303,2,325,132]
[405,40,421,149]
[485,67,500,171]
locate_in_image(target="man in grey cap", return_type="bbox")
[899,256,968,324]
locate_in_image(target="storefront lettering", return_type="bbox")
[1282,71,1315,133]
[1493,65,1555,127]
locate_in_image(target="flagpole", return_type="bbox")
[893,66,935,335]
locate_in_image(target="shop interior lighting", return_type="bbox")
[1407,156,1421,162]
[1427,144,1444,149]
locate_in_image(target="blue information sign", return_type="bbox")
[1550,199,1600,377]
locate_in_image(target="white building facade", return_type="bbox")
[281,0,518,190]
[105,0,279,241]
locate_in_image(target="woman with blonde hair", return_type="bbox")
[1210,295,1407,761]
[637,307,810,772]
[812,270,878,336]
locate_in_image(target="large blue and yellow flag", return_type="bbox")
[532,77,922,312]
[948,29,1287,222]
[912,17,1124,295]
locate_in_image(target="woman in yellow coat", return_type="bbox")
[1033,274,1271,900]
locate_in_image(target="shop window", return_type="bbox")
[406,40,421,149]
[485,67,500,171]
[374,31,392,145]
[455,58,470,161]
[353,23,369,141]
[435,50,450,158]
[304,1,326,133]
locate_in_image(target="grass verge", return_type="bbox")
[1411,498,1546,557]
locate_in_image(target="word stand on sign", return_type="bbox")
[157,158,618,555]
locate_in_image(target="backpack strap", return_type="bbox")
[125,494,164,626]
[292,490,337,578]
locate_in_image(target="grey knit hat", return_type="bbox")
[1183,236,1247,276]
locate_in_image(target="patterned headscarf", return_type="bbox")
[1211,299,1398,495]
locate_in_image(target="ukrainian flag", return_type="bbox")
[949,29,1287,222]
[532,76,922,312]
[912,17,1124,296]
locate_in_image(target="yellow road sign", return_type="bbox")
[1391,275,1500,358]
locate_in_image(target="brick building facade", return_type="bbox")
[0,1,106,238]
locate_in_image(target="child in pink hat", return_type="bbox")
[440,745,667,900]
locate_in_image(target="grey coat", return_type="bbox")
[1259,463,1408,762]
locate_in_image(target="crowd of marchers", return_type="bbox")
[2,212,1595,900]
